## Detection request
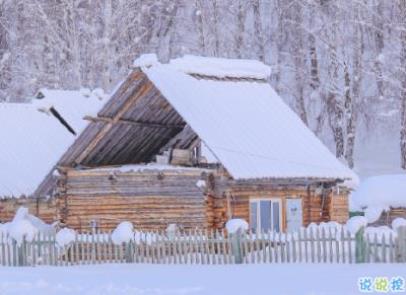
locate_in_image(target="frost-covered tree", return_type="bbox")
[1,0,406,172]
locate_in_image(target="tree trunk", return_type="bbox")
[400,1,406,169]
[252,0,265,62]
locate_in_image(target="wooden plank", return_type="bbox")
[316,228,321,263]
[310,228,315,263]
[321,228,327,263]
[348,231,353,264]
[389,232,394,263]
[268,232,272,264]
[365,232,371,263]
[382,235,387,263]
[286,233,290,263]
[373,233,380,262]
[303,229,308,263]
[1,232,5,266]
[291,232,297,263]
[341,228,345,263]
[84,115,184,130]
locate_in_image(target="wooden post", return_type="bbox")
[355,227,366,263]
[396,226,406,263]
[230,229,244,264]
[125,240,134,263]
[17,238,26,266]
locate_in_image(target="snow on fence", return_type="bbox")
[0,227,405,267]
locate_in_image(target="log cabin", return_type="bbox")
[0,55,358,232]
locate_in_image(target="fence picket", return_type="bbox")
[389,232,394,263]
[286,233,290,263]
[382,234,387,263]
[260,230,266,263]
[1,233,5,266]
[321,228,327,263]
[291,232,297,263]
[316,228,321,263]
[303,229,308,263]
[373,233,378,263]
[340,228,345,263]
[365,233,370,263]
[310,228,315,263]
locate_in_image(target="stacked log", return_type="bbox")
[0,197,57,223]
[59,167,215,231]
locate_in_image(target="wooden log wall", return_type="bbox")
[216,181,350,231]
[0,197,57,223]
[58,167,213,231]
[329,191,349,224]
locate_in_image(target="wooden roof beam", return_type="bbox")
[74,75,152,165]
[84,115,185,129]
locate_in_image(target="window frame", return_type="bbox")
[249,198,283,232]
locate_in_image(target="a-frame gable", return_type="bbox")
[35,70,200,197]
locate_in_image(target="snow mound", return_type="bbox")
[226,219,248,234]
[169,55,271,80]
[8,219,37,245]
[56,228,76,247]
[2,207,57,244]
[345,216,368,234]
[111,222,134,245]
[392,218,406,231]
[133,53,159,68]
[351,174,406,222]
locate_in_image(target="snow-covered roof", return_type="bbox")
[34,89,107,133]
[351,174,406,222]
[133,54,272,80]
[0,89,106,197]
[143,61,356,181]
[169,55,271,80]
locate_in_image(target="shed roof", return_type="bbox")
[143,63,356,181]
[0,90,106,197]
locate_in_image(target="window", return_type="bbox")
[250,199,282,232]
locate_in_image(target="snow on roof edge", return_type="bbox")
[169,55,271,80]
[133,53,272,80]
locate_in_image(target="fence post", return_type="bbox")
[396,226,406,263]
[355,227,366,263]
[125,240,134,263]
[230,229,244,264]
[17,238,26,267]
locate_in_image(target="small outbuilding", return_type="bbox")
[0,89,107,223]
[351,174,406,225]
[0,55,357,232]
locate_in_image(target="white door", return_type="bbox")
[286,198,303,232]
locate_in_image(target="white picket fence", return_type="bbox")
[0,227,405,266]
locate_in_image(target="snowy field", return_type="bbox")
[0,264,404,295]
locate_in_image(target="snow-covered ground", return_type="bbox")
[0,264,404,295]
